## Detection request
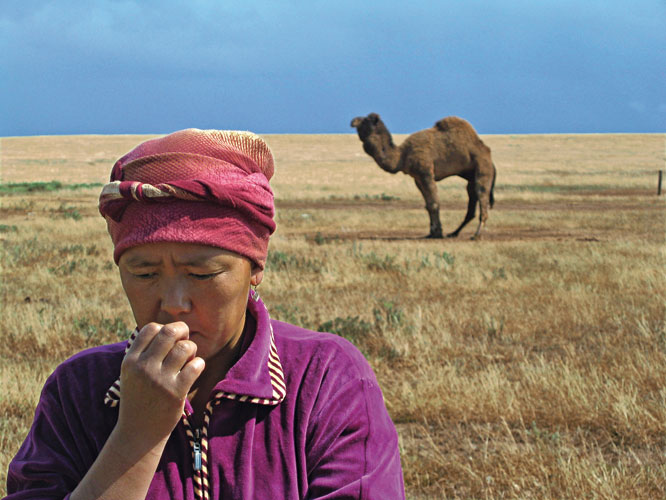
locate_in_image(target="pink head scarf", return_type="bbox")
[99,129,276,269]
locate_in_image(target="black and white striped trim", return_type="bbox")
[210,323,286,405]
[103,329,137,407]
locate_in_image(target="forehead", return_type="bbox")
[120,242,248,267]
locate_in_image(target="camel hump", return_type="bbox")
[434,116,473,133]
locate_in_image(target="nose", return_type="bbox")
[159,278,192,318]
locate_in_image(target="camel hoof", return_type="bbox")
[445,233,459,239]
[470,234,482,241]
[426,233,443,239]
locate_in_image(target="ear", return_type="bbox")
[251,268,264,286]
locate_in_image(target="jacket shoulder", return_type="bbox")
[55,341,126,373]
[44,342,126,400]
[270,319,375,381]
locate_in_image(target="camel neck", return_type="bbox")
[372,144,401,173]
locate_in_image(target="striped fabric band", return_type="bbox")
[103,329,137,407]
[209,323,286,405]
[100,180,198,204]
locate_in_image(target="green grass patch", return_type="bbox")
[328,193,401,202]
[0,181,103,194]
[318,315,372,343]
[50,203,82,221]
[16,159,67,166]
[73,316,133,341]
[266,250,324,273]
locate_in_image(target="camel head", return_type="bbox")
[350,113,395,158]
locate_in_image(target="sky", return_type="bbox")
[1,0,665,136]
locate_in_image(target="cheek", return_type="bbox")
[119,275,154,322]
[202,280,249,321]
[125,290,152,324]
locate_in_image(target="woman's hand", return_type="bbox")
[116,321,205,447]
[71,322,205,500]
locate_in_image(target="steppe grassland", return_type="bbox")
[1,132,664,499]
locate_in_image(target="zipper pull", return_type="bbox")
[193,429,202,472]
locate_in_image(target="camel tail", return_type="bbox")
[490,163,497,208]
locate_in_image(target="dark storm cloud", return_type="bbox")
[1,0,664,135]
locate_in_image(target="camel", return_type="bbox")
[350,113,497,239]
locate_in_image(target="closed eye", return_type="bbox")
[134,272,156,279]
[190,272,222,280]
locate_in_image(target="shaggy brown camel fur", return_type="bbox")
[350,113,497,239]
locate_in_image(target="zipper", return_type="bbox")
[183,410,210,500]
[183,398,219,500]
[193,428,202,472]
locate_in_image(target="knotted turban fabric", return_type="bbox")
[99,129,276,269]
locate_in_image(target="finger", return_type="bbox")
[175,357,206,394]
[161,339,198,374]
[142,322,190,361]
[124,322,163,357]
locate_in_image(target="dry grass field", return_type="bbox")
[1,131,664,499]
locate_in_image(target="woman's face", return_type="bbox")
[118,242,262,362]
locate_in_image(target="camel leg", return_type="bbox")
[414,175,443,238]
[447,181,478,238]
[471,160,495,240]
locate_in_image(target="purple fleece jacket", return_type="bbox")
[5,295,405,499]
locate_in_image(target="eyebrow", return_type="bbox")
[175,256,220,267]
[124,255,221,268]
[123,256,160,267]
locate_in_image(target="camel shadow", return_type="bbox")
[353,235,425,241]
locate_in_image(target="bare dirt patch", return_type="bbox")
[300,228,605,243]
[279,193,662,243]
[278,195,658,213]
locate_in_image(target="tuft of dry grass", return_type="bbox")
[1,132,665,499]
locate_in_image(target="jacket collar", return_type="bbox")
[104,291,286,408]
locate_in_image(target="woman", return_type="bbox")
[6,129,405,499]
